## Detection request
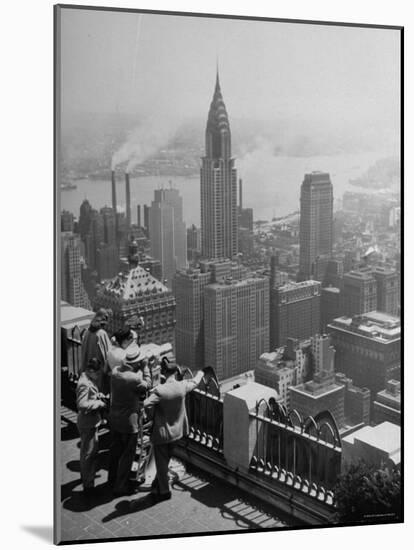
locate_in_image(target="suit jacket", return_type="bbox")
[76,373,105,430]
[144,371,203,445]
[110,365,151,434]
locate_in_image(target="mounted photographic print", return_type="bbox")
[55,4,403,545]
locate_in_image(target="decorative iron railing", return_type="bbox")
[178,366,224,452]
[249,398,342,504]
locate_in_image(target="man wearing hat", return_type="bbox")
[143,359,205,502]
[76,357,107,497]
[107,327,135,373]
[108,343,151,496]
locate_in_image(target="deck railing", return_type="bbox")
[249,399,342,504]
[178,367,224,452]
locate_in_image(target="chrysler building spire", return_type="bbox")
[201,70,238,259]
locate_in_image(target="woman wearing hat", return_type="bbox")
[108,344,151,496]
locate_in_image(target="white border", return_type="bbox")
[1,1,410,548]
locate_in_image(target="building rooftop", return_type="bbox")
[277,280,320,292]
[291,382,343,399]
[343,270,375,281]
[322,286,341,294]
[342,422,400,456]
[60,301,94,330]
[208,273,267,289]
[328,311,400,342]
[102,266,170,301]
[60,405,294,543]
[302,172,331,185]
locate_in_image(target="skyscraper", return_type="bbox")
[372,266,399,316]
[343,269,377,317]
[78,199,92,242]
[298,172,333,282]
[149,188,187,287]
[61,210,74,233]
[174,259,248,371]
[201,71,238,259]
[328,311,401,400]
[270,280,321,349]
[100,206,117,246]
[204,274,269,380]
[61,232,91,309]
[187,224,201,262]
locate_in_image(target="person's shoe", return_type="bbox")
[113,484,140,497]
[150,491,172,503]
[83,487,96,499]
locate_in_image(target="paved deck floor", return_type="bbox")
[59,407,298,543]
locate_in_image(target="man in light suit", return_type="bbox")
[143,360,204,502]
[76,357,107,497]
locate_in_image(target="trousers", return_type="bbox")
[153,443,174,495]
[108,431,138,491]
[78,427,99,489]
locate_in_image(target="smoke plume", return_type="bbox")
[111,114,177,172]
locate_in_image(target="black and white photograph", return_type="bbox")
[55,4,402,545]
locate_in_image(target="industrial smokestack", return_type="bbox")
[111,170,119,242]
[125,172,131,229]
[239,178,243,210]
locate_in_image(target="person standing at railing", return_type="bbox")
[76,357,108,498]
[107,344,151,496]
[143,359,205,502]
[81,308,112,392]
[107,327,135,373]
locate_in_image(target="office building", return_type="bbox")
[373,379,401,426]
[61,210,74,233]
[149,187,187,287]
[100,206,117,246]
[335,373,371,426]
[187,224,201,262]
[270,280,321,349]
[298,171,333,282]
[290,334,345,427]
[78,199,92,242]
[343,269,377,317]
[173,259,248,371]
[372,266,399,317]
[342,422,400,470]
[321,286,342,331]
[85,209,105,270]
[201,71,238,259]
[328,311,401,400]
[61,232,91,309]
[96,244,119,281]
[137,204,141,227]
[94,256,176,347]
[255,338,312,408]
[204,274,269,380]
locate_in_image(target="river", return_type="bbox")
[60,150,393,226]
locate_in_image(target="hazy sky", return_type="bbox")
[60,8,400,131]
